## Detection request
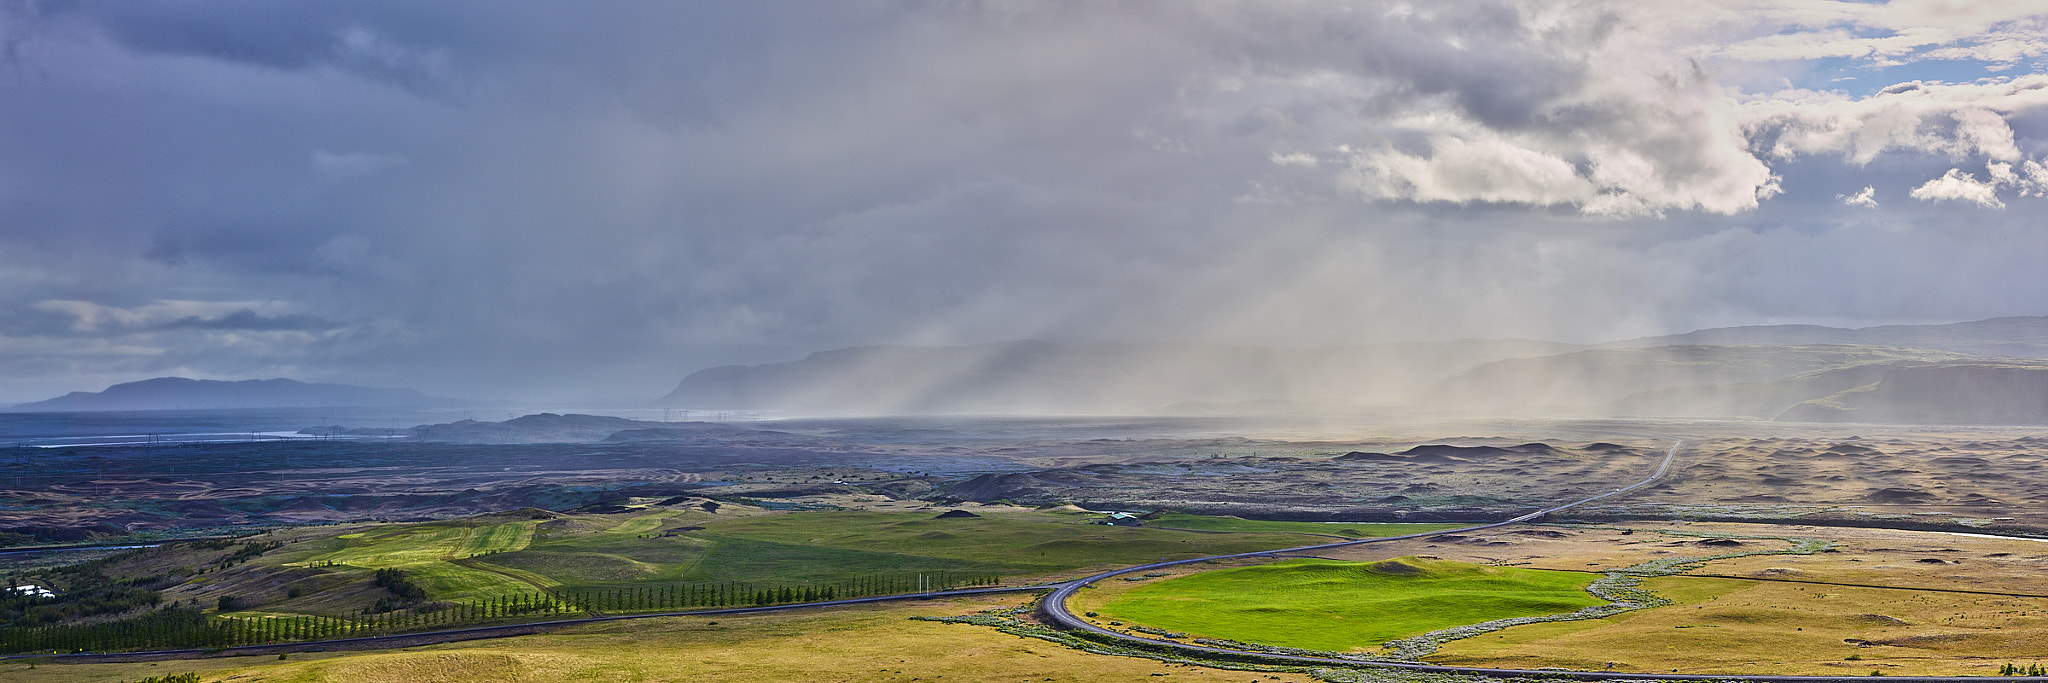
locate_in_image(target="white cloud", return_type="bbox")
[1988,159,2048,198]
[1269,152,1319,168]
[1342,136,1595,210]
[1903,156,2048,208]
[1706,1,2048,69]
[1840,185,1878,208]
[1741,77,2048,165]
[1922,30,2048,70]
[1274,2,1790,217]
[1909,168,2004,208]
[1279,2,2047,218]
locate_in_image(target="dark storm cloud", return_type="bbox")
[0,1,2043,403]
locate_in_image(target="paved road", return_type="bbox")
[1021,440,2035,680]
[1034,441,1688,675]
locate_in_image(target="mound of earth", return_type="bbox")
[944,472,1078,500]
[1400,445,1514,460]
[934,509,980,519]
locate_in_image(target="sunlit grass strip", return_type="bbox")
[457,520,539,556]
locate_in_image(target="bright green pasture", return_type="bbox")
[287,519,547,601]
[1097,557,1605,652]
[1142,513,1461,537]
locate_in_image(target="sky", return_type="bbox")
[0,0,2045,404]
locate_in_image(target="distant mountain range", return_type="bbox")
[4,377,462,412]
[18,316,2048,424]
[659,316,2048,424]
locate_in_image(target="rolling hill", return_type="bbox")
[1606,316,2048,358]
[1613,360,2048,424]
[1421,345,1969,415]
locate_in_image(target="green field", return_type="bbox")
[276,516,548,602]
[1096,556,1605,652]
[1141,513,1460,537]
[481,508,1352,588]
[5,506,1485,655]
[253,507,1375,614]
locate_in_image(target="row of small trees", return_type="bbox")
[2000,663,2046,676]
[557,571,1000,613]
[0,571,1000,654]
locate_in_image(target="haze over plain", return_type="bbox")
[2,1,2045,407]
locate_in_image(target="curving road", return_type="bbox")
[1025,440,2035,681]
[1035,441,1690,675]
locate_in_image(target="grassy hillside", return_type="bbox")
[1612,360,2048,424]
[1427,345,1967,415]
[1609,363,1901,419]
[1095,556,1603,652]
[1775,361,2048,424]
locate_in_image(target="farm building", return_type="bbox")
[1092,512,1144,526]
